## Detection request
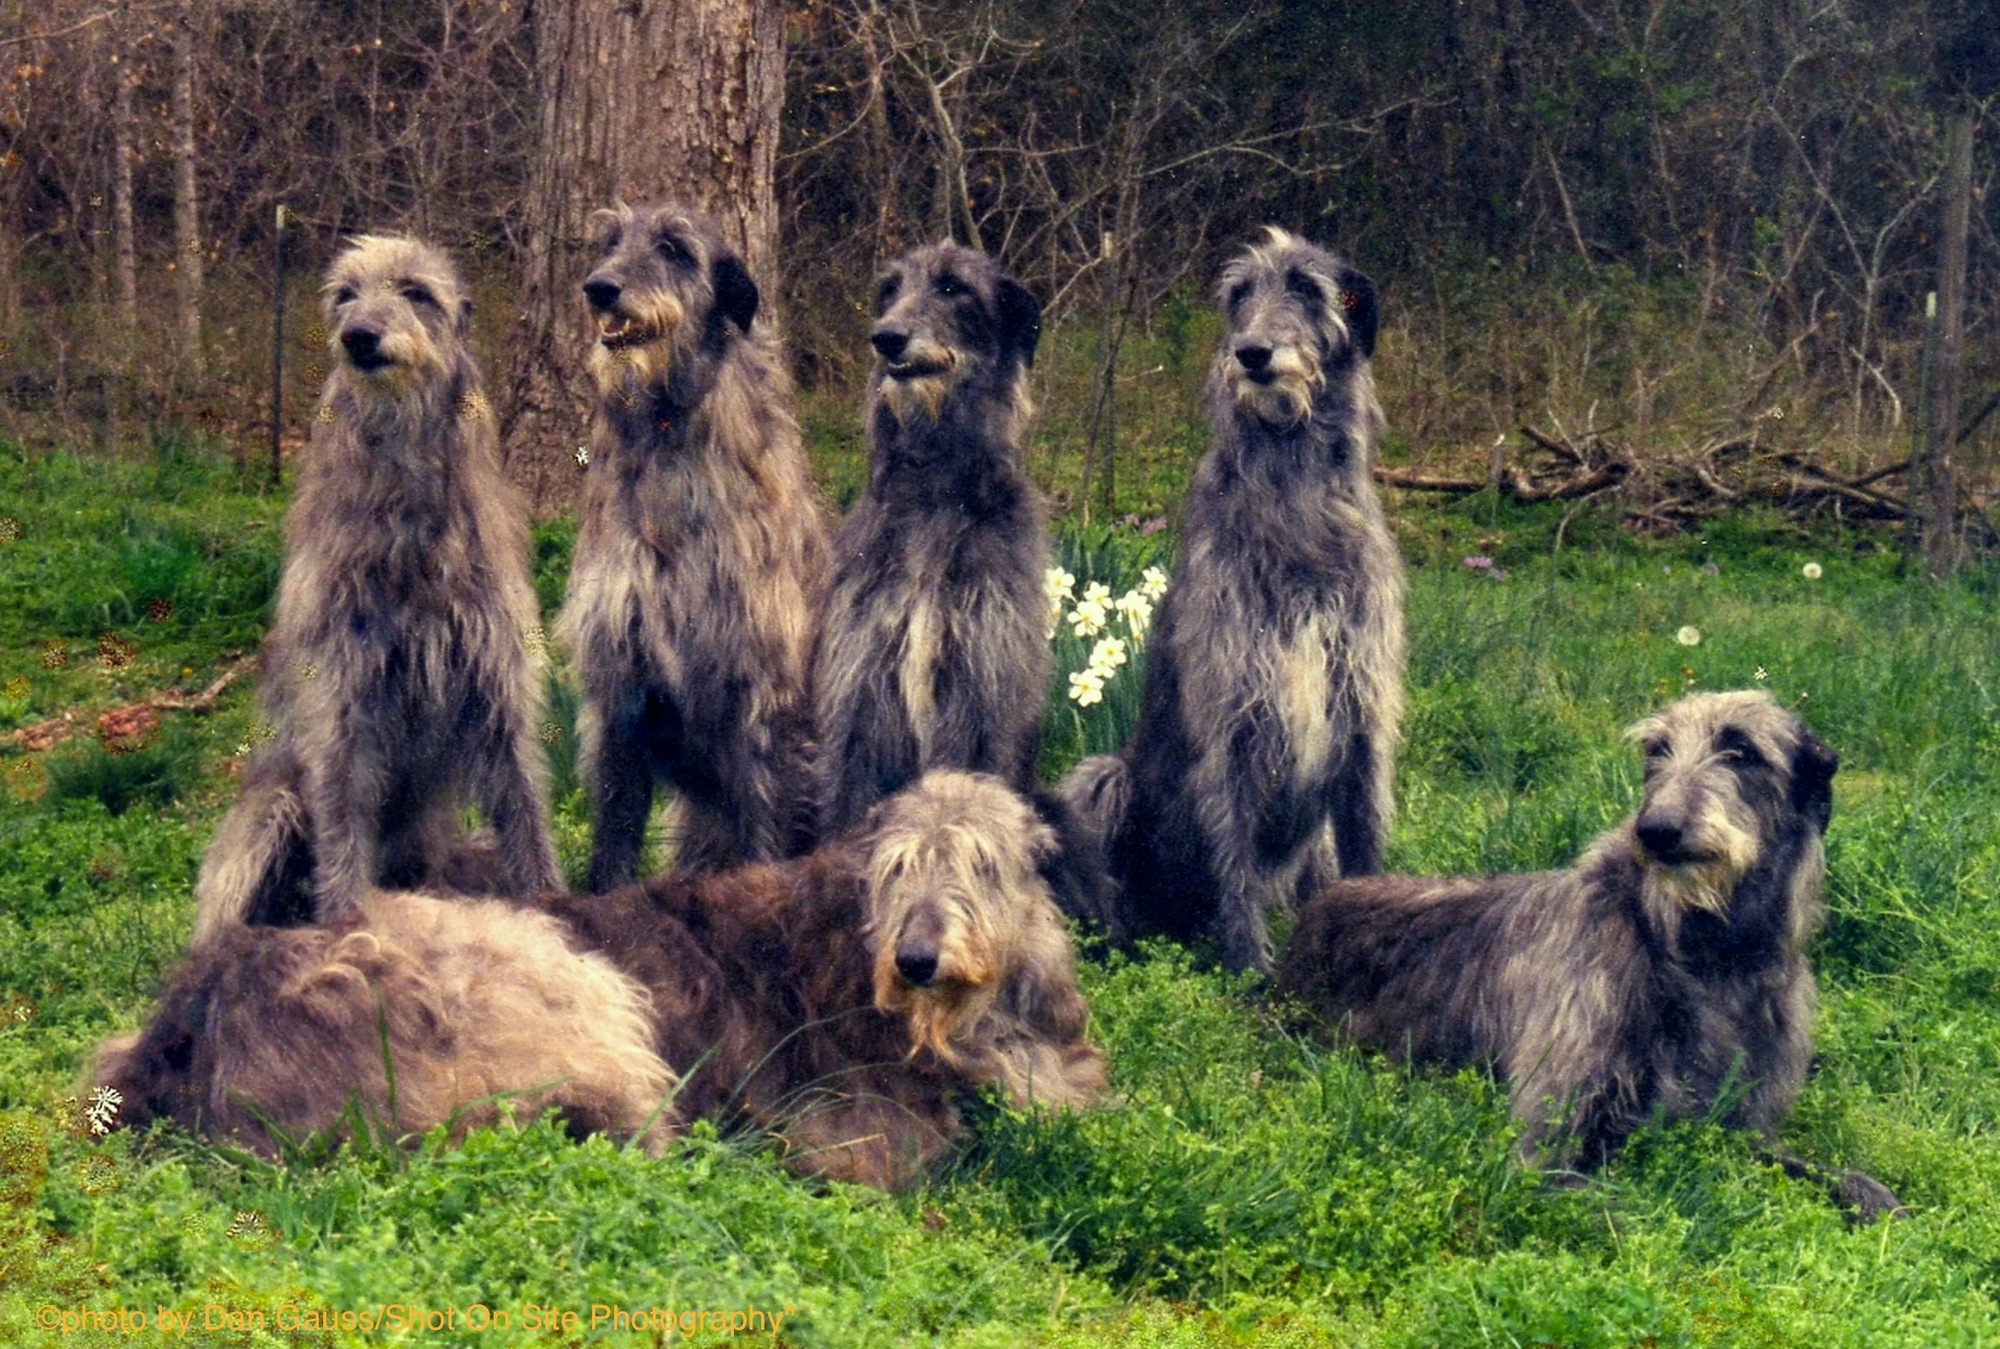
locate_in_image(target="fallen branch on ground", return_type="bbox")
[8,655,254,754]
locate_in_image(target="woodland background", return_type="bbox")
[0,0,1997,553]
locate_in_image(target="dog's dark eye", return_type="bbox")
[1641,738,1668,762]
[1227,280,1253,312]
[655,234,694,269]
[1284,269,1321,308]
[399,284,437,308]
[875,276,900,313]
[1716,729,1766,768]
[333,286,357,306]
[596,228,622,255]
[935,272,966,298]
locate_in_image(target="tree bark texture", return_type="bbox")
[170,0,203,377]
[504,0,786,508]
[111,1,138,368]
[1921,111,1973,581]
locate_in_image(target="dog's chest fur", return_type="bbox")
[566,429,749,696]
[1171,491,1389,784]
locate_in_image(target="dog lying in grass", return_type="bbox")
[94,772,1108,1190]
[1276,690,1901,1221]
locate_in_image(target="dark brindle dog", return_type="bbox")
[1277,690,1901,1220]
[813,243,1052,841]
[561,203,830,888]
[1063,229,1404,972]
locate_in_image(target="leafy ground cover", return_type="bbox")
[1,434,1996,1347]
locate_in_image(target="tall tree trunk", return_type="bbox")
[504,0,786,507]
[111,0,139,372]
[170,0,203,378]
[1921,112,1973,581]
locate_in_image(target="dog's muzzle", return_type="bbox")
[894,942,940,987]
[1634,813,1701,867]
[340,326,392,373]
[873,328,959,381]
[594,312,659,352]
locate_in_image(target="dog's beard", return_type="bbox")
[1631,802,1760,922]
[872,934,999,1070]
[899,985,984,1068]
[337,338,440,398]
[1232,347,1321,426]
[1640,855,1738,919]
[878,340,961,425]
[588,298,687,398]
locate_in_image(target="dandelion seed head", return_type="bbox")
[85,1086,121,1136]
[1676,625,1701,647]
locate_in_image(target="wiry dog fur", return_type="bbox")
[99,774,1105,1190]
[1063,229,1403,973]
[192,236,560,942]
[813,243,1051,840]
[1276,691,1901,1220]
[561,203,830,889]
[95,894,676,1157]
[537,770,1107,1188]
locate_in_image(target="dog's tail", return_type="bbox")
[1057,753,1130,853]
[1049,753,1133,938]
[191,747,316,944]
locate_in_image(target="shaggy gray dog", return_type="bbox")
[560,203,830,888]
[1277,690,1902,1221]
[1064,229,1403,972]
[192,235,560,942]
[813,242,1050,840]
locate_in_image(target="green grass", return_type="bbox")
[3,435,1999,1346]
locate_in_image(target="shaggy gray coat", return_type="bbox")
[814,242,1051,839]
[560,204,830,888]
[1277,691,1899,1220]
[1065,230,1404,973]
[192,236,559,941]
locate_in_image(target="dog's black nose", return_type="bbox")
[1235,343,1273,372]
[582,277,622,312]
[1635,816,1686,862]
[872,328,910,363]
[340,326,382,364]
[895,944,939,986]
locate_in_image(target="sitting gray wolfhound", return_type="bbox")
[1276,689,1901,1221]
[95,772,1107,1191]
[812,243,1052,843]
[562,202,830,889]
[191,235,561,942]
[1063,228,1404,973]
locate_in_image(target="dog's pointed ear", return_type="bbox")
[712,252,760,335]
[997,277,1042,368]
[457,297,475,341]
[1789,725,1839,831]
[1334,265,1378,359]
